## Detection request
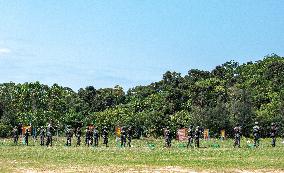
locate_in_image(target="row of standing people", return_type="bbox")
[58,126,134,147]
[164,125,202,148]
[164,122,278,148]
[120,127,133,147]
[12,123,54,146]
[12,124,133,148]
[82,126,133,147]
[41,125,111,147]
[233,122,278,148]
[82,126,110,147]
[12,122,279,148]
[12,125,108,147]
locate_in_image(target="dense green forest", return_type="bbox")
[0,54,283,138]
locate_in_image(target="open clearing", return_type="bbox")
[1,138,284,173]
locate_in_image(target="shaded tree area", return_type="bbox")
[0,54,283,137]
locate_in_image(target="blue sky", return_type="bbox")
[0,1,283,91]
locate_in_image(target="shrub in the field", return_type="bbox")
[0,123,11,137]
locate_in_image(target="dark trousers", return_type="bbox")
[40,136,45,146]
[103,138,108,147]
[66,137,71,146]
[272,137,276,147]
[234,136,241,148]
[187,137,193,148]
[165,138,171,147]
[86,138,91,147]
[121,137,126,147]
[46,136,52,146]
[254,137,259,147]
[77,136,81,146]
[127,137,132,147]
[14,137,18,145]
[94,137,98,147]
[195,138,200,148]
[25,137,28,146]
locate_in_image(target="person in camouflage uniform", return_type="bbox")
[102,126,109,147]
[194,126,201,148]
[24,129,29,146]
[187,125,194,148]
[66,125,72,146]
[12,126,19,145]
[164,127,171,148]
[233,124,242,148]
[90,127,94,146]
[46,123,53,147]
[39,126,45,146]
[84,127,88,145]
[120,127,127,147]
[18,123,23,136]
[93,127,99,147]
[85,127,91,147]
[270,122,277,147]
[127,126,133,147]
[76,127,82,146]
[253,122,260,148]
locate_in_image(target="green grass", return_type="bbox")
[0,137,284,172]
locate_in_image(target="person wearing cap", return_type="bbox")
[90,127,94,146]
[270,122,277,147]
[194,126,201,148]
[164,127,171,148]
[127,126,133,147]
[85,127,91,147]
[12,126,19,145]
[120,127,127,147]
[102,126,109,147]
[76,126,82,146]
[39,126,45,146]
[24,129,29,146]
[253,122,260,147]
[93,127,99,147]
[46,123,54,147]
[46,130,52,147]
[187,125,194,148]
[65,125,72,146]
[233,123,242,148]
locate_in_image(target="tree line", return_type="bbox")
[0,54,283,138]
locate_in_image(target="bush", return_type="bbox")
[0,123,11,137]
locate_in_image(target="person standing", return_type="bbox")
[85,127,91,147]
[233,124,242,148]
[18,123,23,136]
[187,125,194,148]
[253,122,260,148]
[76,127,82,146]
[12,126,19,145]
[194,126,201,148]
[164,127,171,148]
[127,126,133,147]
[93,127,99,147]
[39,126,45,146]
[46,123,53,147]
[24,129,29,146]
[102,126,109,147]
[270,122,277,147]
[90,127,94,146]
[65,125,72,146]
[120,127,127,147]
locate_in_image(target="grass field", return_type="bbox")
[0,137,284,173]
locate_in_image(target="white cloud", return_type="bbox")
[0,48,11,55]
